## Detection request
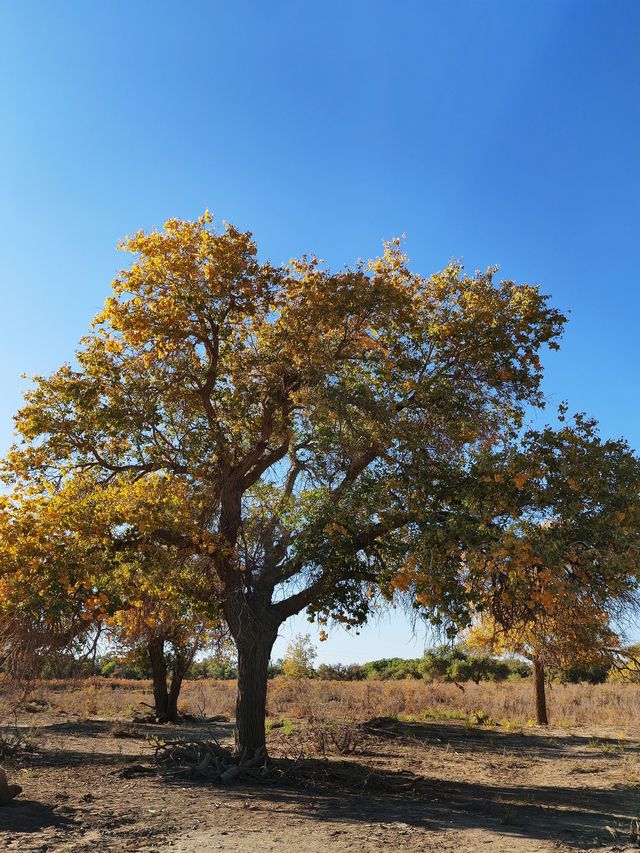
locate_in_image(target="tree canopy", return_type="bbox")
[450,414,640,722]
[1,212,578,753]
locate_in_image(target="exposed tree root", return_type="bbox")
[151,737,274,784]
[148,736,422,795]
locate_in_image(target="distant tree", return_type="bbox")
[361,657,422,680]
[189,650,238,680]
[419,645,529,684]
[98,654,151,679]
[468,611,619,724]
[560,658,611,685]
[267,659,284,679]
[282,634,317,679]
[316,662,366,680]
[420,646,467,682]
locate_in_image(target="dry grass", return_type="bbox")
[265,679,640,728]
[2,676,639,728]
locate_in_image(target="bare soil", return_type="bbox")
[1,709,639,852]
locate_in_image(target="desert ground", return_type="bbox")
[1,679,639,852]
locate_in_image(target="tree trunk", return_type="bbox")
[533,658,549,725]
[167,673,182,724]
[234,629,277,758]
[147,636,170,722]
[167,650,193,723]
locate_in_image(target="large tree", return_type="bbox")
[4,213,565,755]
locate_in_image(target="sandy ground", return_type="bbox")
[1,714,639,852]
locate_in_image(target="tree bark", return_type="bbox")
[167,650,192,723]
[147,636,170,722]
[533,658,549,725]
[234,624,277,758]
[167,674,182,723]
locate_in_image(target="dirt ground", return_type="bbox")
[1,713,639,852]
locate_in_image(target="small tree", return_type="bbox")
[282,633,317,679]
[446,415,640,724]
[467,610,619,724]
[107,603,225,722]
[0,474,227,721]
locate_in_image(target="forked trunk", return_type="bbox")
[148,637,189,723]
[167,653,191,723]
[148,636,172,722]
[533,658,549,725]
[234,630,277,758]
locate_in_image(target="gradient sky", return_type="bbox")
[1,1,638,663]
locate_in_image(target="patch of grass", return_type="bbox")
[466,710,496,727]
[420,708,468,722]
[602,740,625,754]
[23,769,40,778]
[282,719,294,736]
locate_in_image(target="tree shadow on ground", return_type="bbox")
[166,758,639,850]
[2,717,235,771]
[362,717,640,761]
[4,717,638,849]
[0,799,72,834]
[12,716,235,741]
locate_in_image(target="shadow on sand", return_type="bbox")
[0,798,73,834]
[3,716,638,849]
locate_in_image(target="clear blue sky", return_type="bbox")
[1,1,638,663]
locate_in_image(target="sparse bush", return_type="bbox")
[8,676,640,729]
[109,722,141,739]
[307,721,364,755]
[0,719,39,758]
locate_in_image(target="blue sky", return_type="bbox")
[1,1,638,663]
